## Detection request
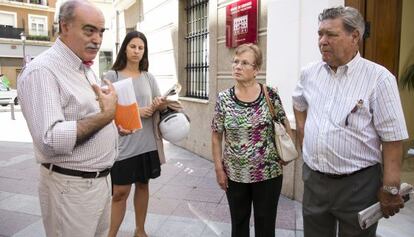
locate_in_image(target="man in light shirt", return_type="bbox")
[293,6,408,237]
[18,0,118,236]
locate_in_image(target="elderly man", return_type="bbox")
[18,0,118,236]
[293,6,408,237]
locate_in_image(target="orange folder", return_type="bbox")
[115,103,142,130]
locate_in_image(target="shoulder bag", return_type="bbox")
[262,84,298,162]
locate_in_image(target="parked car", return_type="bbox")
[0,82,18,106]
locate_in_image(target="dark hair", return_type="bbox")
[112,31,149,71]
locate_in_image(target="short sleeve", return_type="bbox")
[104,70,117,84]
[146,72,161,97]
[211,93,225,133]
[292,69,308,111]
[371,75,408,141]
[269,86,287,123]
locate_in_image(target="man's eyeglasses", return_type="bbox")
[232,60,256,68]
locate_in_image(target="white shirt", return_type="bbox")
[18,38,118,172]
[292,53,408,174]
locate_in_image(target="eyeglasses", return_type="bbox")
[232,60,256,68]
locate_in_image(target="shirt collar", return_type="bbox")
[323,51,361,76]
[53,37,85,70]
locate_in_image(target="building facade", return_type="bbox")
[0,0,57,89]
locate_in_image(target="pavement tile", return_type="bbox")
[184,186,224,203]
[0,209,40,237]
[11,219,45,237]
[155,216,205,237]
[208,204,231,223]
[148,197,182,215]
[0,191,14,202]
[0,193,40,216]
[0,177,38,196]
[152,184,193,200]
[199,221,231,237]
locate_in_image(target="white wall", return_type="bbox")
[266,0,343,126]
[138,0,178,95]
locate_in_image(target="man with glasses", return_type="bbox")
[18,1,118,236]
[293,6,408,237]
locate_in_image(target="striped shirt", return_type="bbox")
[18,38,118,172]
[292,53,408,174]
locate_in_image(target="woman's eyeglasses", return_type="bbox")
[232,60,256,68]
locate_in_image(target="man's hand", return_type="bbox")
[76,80,118,145]
[377,188,404,218]
[92,79,117,119]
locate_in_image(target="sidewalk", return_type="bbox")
[0,111,413,237]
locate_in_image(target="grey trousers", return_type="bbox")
[302,163,381,237]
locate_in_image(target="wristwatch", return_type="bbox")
[382,185,399,195]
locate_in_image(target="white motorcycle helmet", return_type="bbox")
[159,111,190,143]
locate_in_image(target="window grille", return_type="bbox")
[185,0,209,99]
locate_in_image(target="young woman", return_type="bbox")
[211,43,292,237]
[106,31,166,237]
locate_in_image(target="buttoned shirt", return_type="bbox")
[18,38,118,172]
[292,53,408,174]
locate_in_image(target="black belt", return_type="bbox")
[42,163,110,178]
[315,164,376,179]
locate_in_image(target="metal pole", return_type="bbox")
[22,39,26,67]
[20,32,26,67]
[10,102,15,120]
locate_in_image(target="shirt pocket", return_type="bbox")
[332,97,372,130]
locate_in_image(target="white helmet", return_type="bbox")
[159,112,190,143]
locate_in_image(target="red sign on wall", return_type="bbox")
[226,0,258,48]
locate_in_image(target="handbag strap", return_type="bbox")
[262,83,277,120]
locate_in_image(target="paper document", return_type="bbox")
[111,78,142,131]
[358,183,413,230]
[163,83,182,97]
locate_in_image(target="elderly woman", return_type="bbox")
[211,43,292,237]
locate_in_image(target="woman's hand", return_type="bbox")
[215,167,228,191]
[151,96,167,111]
[117,125,136,136]
[139,106,154,118]
[278,159,291,166]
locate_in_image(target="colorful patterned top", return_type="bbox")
[212,84,286,183]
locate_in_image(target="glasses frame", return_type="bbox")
[231,60,256,69]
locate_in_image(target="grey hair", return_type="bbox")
[319,6,365,40]
[58,0,93,34]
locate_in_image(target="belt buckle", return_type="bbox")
[95,171,100,178]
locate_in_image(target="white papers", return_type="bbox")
[111,78,136,106]
[163,83,182,97]
[358,183,413,230]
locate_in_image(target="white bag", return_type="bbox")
[273,121,298,162]
[262,84,298,162]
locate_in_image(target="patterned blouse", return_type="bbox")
[212,84,286,183]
